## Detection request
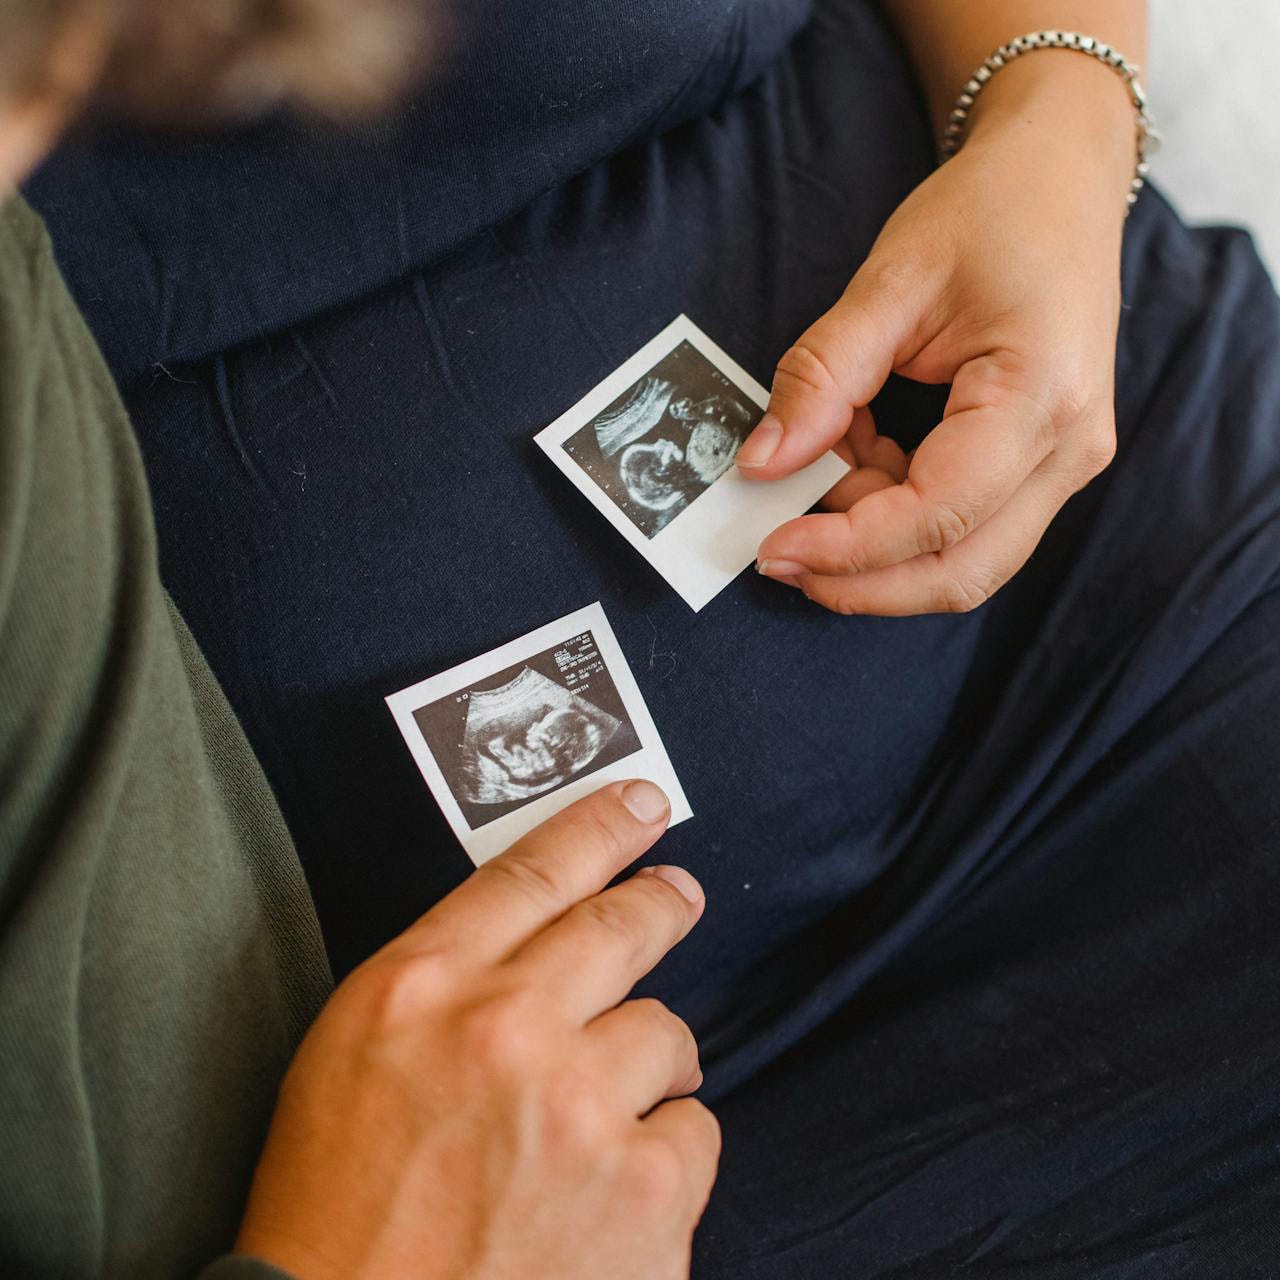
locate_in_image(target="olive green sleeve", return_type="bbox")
[0,190,333,1278]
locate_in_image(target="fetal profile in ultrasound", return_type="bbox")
[413,632,643,827]
[563,340,756,538]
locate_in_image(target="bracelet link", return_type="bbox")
[939,30,1160,217]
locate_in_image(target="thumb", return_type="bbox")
[736,264,915,479]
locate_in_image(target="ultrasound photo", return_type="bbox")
[412,630,643,827]
[562,341,756,539]
[535,318,848,610]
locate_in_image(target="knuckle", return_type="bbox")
[938,568,999,615]
[967,351,1039,409]
[835,516,875,576]
[689,1099,723,1159]
[542,1082,611,1155]
[581,809,629,864]
[858,253,917,307]
[578,895,651,966]
[1078,425,1117,479]
[903,478,975,556]
[663,1003,700,1055]
[824,588,865,617]
[969,355,1071,453]
[483,850,564,909]
[630,996,675,1030]
[462,991,546,1071]
[355,954,446,1035]
[633,999,700,1077]
[1048,379,1091,427]
[773,340,841,400]
[627,1137,688,1212]
[915,495,973,555]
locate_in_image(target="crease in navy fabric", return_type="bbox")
[288,332,341,416]
[212,355,273,500]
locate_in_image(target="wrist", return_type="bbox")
[962,51,1140,203]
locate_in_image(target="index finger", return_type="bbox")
[735,266,910,480]
[789,446,1081,615]
[397,779,672,965]
[504,863,704,1022]
[757,394,1055,579]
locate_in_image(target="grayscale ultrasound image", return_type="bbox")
[564,341,756,538]
[413,631,643,826]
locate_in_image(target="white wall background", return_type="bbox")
[1149,0,1280,276]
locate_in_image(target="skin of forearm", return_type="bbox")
[879,1,1149,193]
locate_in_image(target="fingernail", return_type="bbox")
[757,559,808,579]
[639,864,703,905]
[736,415,783,469]
[621,780,670,824]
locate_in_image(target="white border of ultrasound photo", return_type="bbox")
[535,315,849,611]
[386,603,692,866]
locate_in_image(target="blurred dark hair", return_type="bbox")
[5,0,431,125]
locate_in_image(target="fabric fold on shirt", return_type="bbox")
[25,0,813,386]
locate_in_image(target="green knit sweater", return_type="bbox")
[0,191,332,1277]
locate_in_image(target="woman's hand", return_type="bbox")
[234,780,717,1280]
[740,55,1135,616]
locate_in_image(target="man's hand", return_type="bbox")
[234,780,717,1280]
[740,52,1134,616]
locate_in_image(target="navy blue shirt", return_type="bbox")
[30,0,812,385]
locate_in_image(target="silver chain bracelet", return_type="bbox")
[939,31,1162,214]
